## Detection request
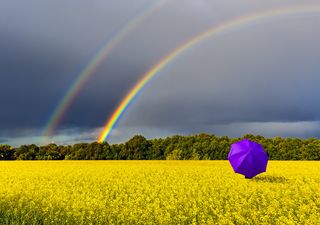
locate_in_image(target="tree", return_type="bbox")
[166,149,183,160]
[125,135,151,159]
[0,133,319,161]
[37,144,64,160]
[15,144,39,160]
[0,145,15,160]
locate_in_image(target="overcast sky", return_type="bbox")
[1,0,320,146]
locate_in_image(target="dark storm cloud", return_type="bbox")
[0,33,80,128]
[1,0,320,145]
[0,0,155,131]
[58,61,144,128]
[116,13,320,141]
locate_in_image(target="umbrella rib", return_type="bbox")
[233,152,251,172]
[228,150,249,159]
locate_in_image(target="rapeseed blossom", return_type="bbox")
[0,161,319,224]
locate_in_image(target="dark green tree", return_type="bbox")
[0,145,15,160]
[125,135,151,160]
[15,144,39,160]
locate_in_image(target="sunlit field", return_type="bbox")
[0,161,319,224]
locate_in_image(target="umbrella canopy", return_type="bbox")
[228,139,268,178]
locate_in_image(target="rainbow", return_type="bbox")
[98,5,320,142]
[42,0,168,138]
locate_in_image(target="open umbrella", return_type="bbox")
[228,139,268,178]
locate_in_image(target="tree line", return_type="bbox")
[0,134,320,160]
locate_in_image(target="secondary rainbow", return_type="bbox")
[42,0,168,139]
[98,5,320,142]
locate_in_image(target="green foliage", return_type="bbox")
[65,142,112,160]
[124,135,151,160]
[37,144,64,160]
[15,144,39,160]
[1,134,320,160]
[0,145,15,160]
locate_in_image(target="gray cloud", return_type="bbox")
[0,138,8,144]
[1,0,320,145]
[107,121,320,144]
[1,127,101,147]
[115,13,320,141]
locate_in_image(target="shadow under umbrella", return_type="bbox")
[251,175,289,183]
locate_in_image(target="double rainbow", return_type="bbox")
[42,0,168,138]
[97,5,320,142]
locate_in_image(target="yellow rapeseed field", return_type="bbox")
[0,161,319,224]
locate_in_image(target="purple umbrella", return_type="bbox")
[228,139,268,178]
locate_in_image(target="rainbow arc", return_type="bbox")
[97,5,320,142]
[42,0,168,139]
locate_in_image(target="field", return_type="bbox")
[0,161,319,224]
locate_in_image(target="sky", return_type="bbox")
[1,0,320,146]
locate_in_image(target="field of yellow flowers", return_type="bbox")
[0,161,319,224]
